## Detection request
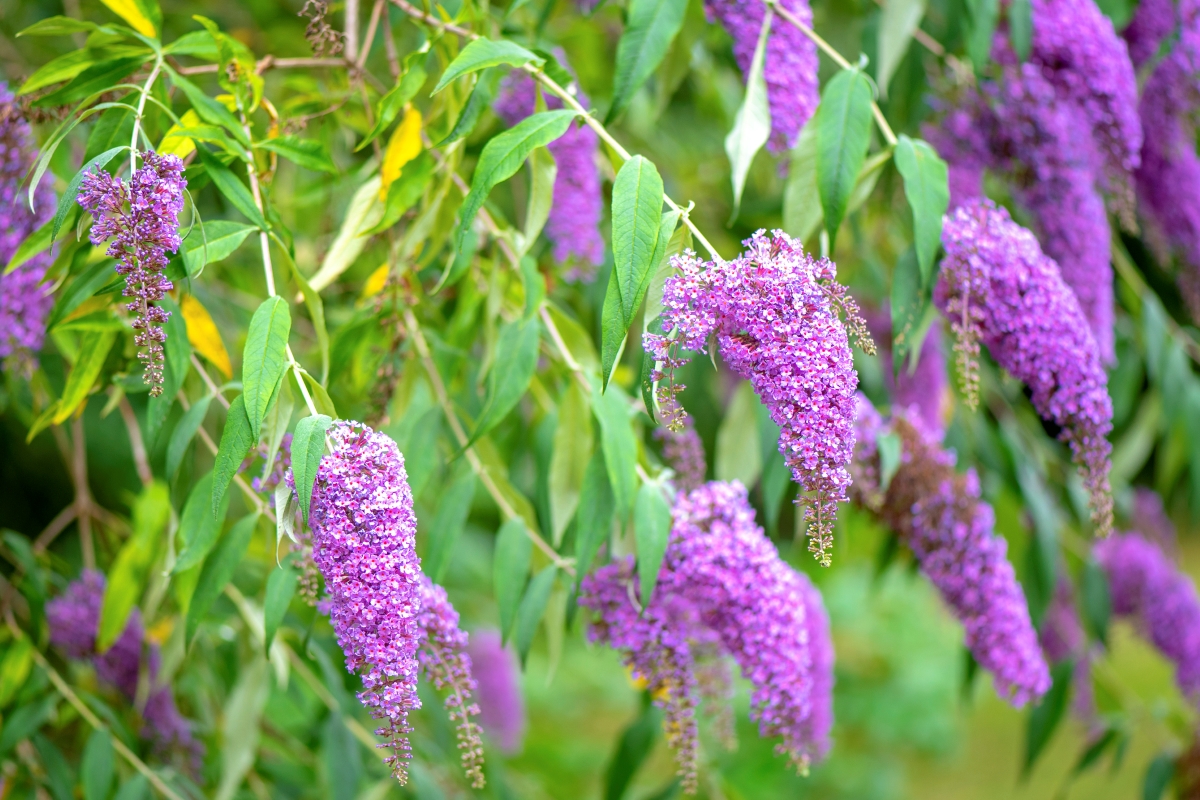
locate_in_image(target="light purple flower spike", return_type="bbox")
[465,630,526,753]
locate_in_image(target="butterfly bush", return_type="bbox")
[0,85,54,372]
[47,571,203,769]
[77,151,186,396]
[465,630,526,753]
[581,481,834,791]
[851,399,1051,706]
[705,0,818,152]
[863,306,949,436]
[306,420,484,786]
[644,230,869,565]
[494,71,604,282]
[654,416,708,493]
[936,200,1114,535]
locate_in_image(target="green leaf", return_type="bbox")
[175,470,229,573]
[894,135,949,289]
[608,0,689,120]
[46,258,113,330]
[433,38,541,94]
[54,146,127,242]
[5,216,60,276]
[263,566,297,648]
[439,68,502,146]
[194,147,268,229]
[308,176,385,291]
[966,0,1000,74]
[34,55,149,107]
[782,117,822,242]
[715,381,763,489]
[32,734,74,800]
[521,146,557,256]
[53,330,116,425]
[1010,0,1033,61]
[0,636,33,708]
[890,247,931,374]
[357,52,429,151]
[98,482,169,651]
[571,451,616,602]
[242,296,292,440]
[0,696,56,756]
[816,67,874,246]
[594,381,638,519]
[361,152,436,237]
[19,46,140,94]
[877,431,902,492]
[145,297,190,443]
[494,518,533,643]
[216,655,269,800]
[1081,560,1111,646]
[212,394,256,516]
[180,220,256,277]
[757,403,788,534]
[725,10,773,219]
[520,255,546,320]
[604,156,665,388]
[634,483,671,606]
[1023,659,1074,776]
[604,704,660,800]
[186,513,259,645]
[167,69,249,145]
[1143,753,1175,800]
[876,0,926,98]
[322,712,363,800]
[424,462,477,582]
[17,16,101,38]
[470,317,541,443]
[81,730,115,800]
[257,135,337,173]
[292,413,333,524]
[514,565,557,665]
[456,110,579,254]
[113,776,150,800]
[85,106,134,163]
[549,381,595,545]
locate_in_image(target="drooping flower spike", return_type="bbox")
[644,229,869,565]
[465,630,526,753]
[936,200,1114,535]
[77,151,187,396]
[850,399,1051,707]
[654,415,708,493]
[581,481,835,791]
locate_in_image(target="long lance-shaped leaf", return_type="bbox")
[815,67,874,247]
[608,0,689,121]
[894,135,949,289]
[242,297,292,440]
[212,394,255,516]
[724,9,773,220]
[432,38,541,94]
[469,317,541,445]
[292,413,333,524]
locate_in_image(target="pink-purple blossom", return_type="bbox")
[936,200,1113,535]
[465,630,526,753]
[643,230,868,565]
[77,151,186,396]
[654,416,708,493]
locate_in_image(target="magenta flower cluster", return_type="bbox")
[47,571,203,768]
[0,85,54,371]
[77,151,186,396]
[654,416,708,493]
[936,200,1113,535]
[704,0,818,152]
[494,71,604,282]
[465,630,526,753]
[644,230,864,565]
[581,481,834,790]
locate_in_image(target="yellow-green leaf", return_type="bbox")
[97,482,170,652]
[182,294,233,378]
[380,107,423,201]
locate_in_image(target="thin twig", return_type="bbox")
[117,397,154,488]
[345,0,361,63]
[358,0,386,70]
[176,57,349,75]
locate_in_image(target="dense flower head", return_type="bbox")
[1094,532,1200,708]
[654,415,708,493]
[581,481,834,789]
[465,630,526,753]
[0,85,54,370]
[704,0,818,152]
[494,71,604,281]
[644,230,867,565]
[851,405,1052,707]
[1039,577,1085,665]
[416,576,485,788]
[77,151,186,395]
[936,200,1113,535]
[308,420,423,783]
[46,571,203,767]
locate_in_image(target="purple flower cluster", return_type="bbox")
[0,85,54,371]
[862,306,949,436]
[581,481,835,789]
[1094,532,1200,708]
[416,576,485,788]
[494,71,604,282]
[465,630,525,753]
[77,151,186,396]
[704,0,818,152]
[643,230,867,565]
[850,401,1051,706]
[654,416,708,493]
[46,571,203,768]
[1039,578,1084,665]
[308,420,424,782]
[936,200,1113,535]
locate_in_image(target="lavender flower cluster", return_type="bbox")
[306,420,484,786]
[937,200,1114,535]
[862,306,949,436]
[77,151,186,396]
[494,71,605,282]
[581,481,835,790]
[644,230,867,565]
[654,416,708,493]
[851,399,1051,706]
[465,630,525,753]
[704,0,819,152]
[0,84,54,372]
[46,571,203,769]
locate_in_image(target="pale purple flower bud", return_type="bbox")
[465,630,526,754]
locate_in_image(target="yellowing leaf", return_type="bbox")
[361,263,390,299]
[159,109,201,159]
[380,106,423,201]
[100,0,156,37]
[182,294,233,378]
[215,94,239,112]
